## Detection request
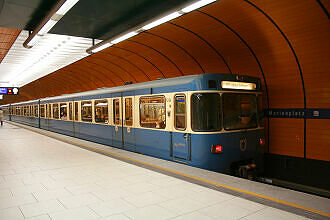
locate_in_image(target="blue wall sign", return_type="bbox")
[0,87,19,95]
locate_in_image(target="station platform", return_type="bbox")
[1,121,329,220]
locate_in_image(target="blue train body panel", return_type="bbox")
[189,130,263,173]
[135,128,171,160]
[76,122,113,146]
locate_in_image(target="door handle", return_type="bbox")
[183,133,188,139]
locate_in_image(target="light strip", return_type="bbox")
[111,31,139,44]
[26,35,41,48]
[96,103,108,106]
[91,43,113,53]
[38,19,58,36]
[23,0,80,48]
[87,0,218,54]
[181,0,216,13]
[142,12,182,30]
[56,0,79,15]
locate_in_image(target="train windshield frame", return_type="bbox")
[223,93,258,131]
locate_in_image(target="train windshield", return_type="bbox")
[223,93,258,130]
[191,93,221,131]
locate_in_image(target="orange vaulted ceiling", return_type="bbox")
[2,0,330,111]
[0,27,20,64]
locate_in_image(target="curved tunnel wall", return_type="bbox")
[1,0,329,186]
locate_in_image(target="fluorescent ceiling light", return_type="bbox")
[27,35,41,48]
[181,0,216,13]
[91,43,113,53]
[2,31,93,87]
[23,0,80,48]
[87,0,218,54]
[96,103,108,106]
[142,12,182,30]
[56,0,79,16]
[111,31,139,44]
[38,19,57,35]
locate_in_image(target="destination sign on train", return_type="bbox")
[221,81,256,90]
[0,87,19,95]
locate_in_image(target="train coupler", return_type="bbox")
[238,164,257,180]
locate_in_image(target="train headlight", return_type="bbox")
[211,145,223,154]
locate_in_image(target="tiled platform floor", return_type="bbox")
[0,122,323,219]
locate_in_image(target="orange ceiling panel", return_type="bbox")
[0,27,20,64]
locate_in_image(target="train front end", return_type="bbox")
[190,74,265,179]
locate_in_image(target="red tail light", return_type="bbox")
[211,145,223,154]
[260,138,265,146]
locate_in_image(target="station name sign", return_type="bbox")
[0,87,19,95]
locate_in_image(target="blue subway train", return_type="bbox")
[1,73,265,177]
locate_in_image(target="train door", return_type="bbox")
[73,101,80,137]
[123,92,135,152]
[112,94,123,148]
[172,94,191,161]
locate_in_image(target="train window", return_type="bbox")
[53,103,59,119]
[81,101,92,122]
[24,106,28,116]
[34,105,39,117]
[125,98,133,126]
[223,93,258,130]
[95,100,108,124]
[68,102,73,121]
[175,95,186,130]
[113,99,120,125]
[191,93,221,131]
[40,105,45,118]
[3,107,8,116]
[140,96,166,129]
[60,103,68,120]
